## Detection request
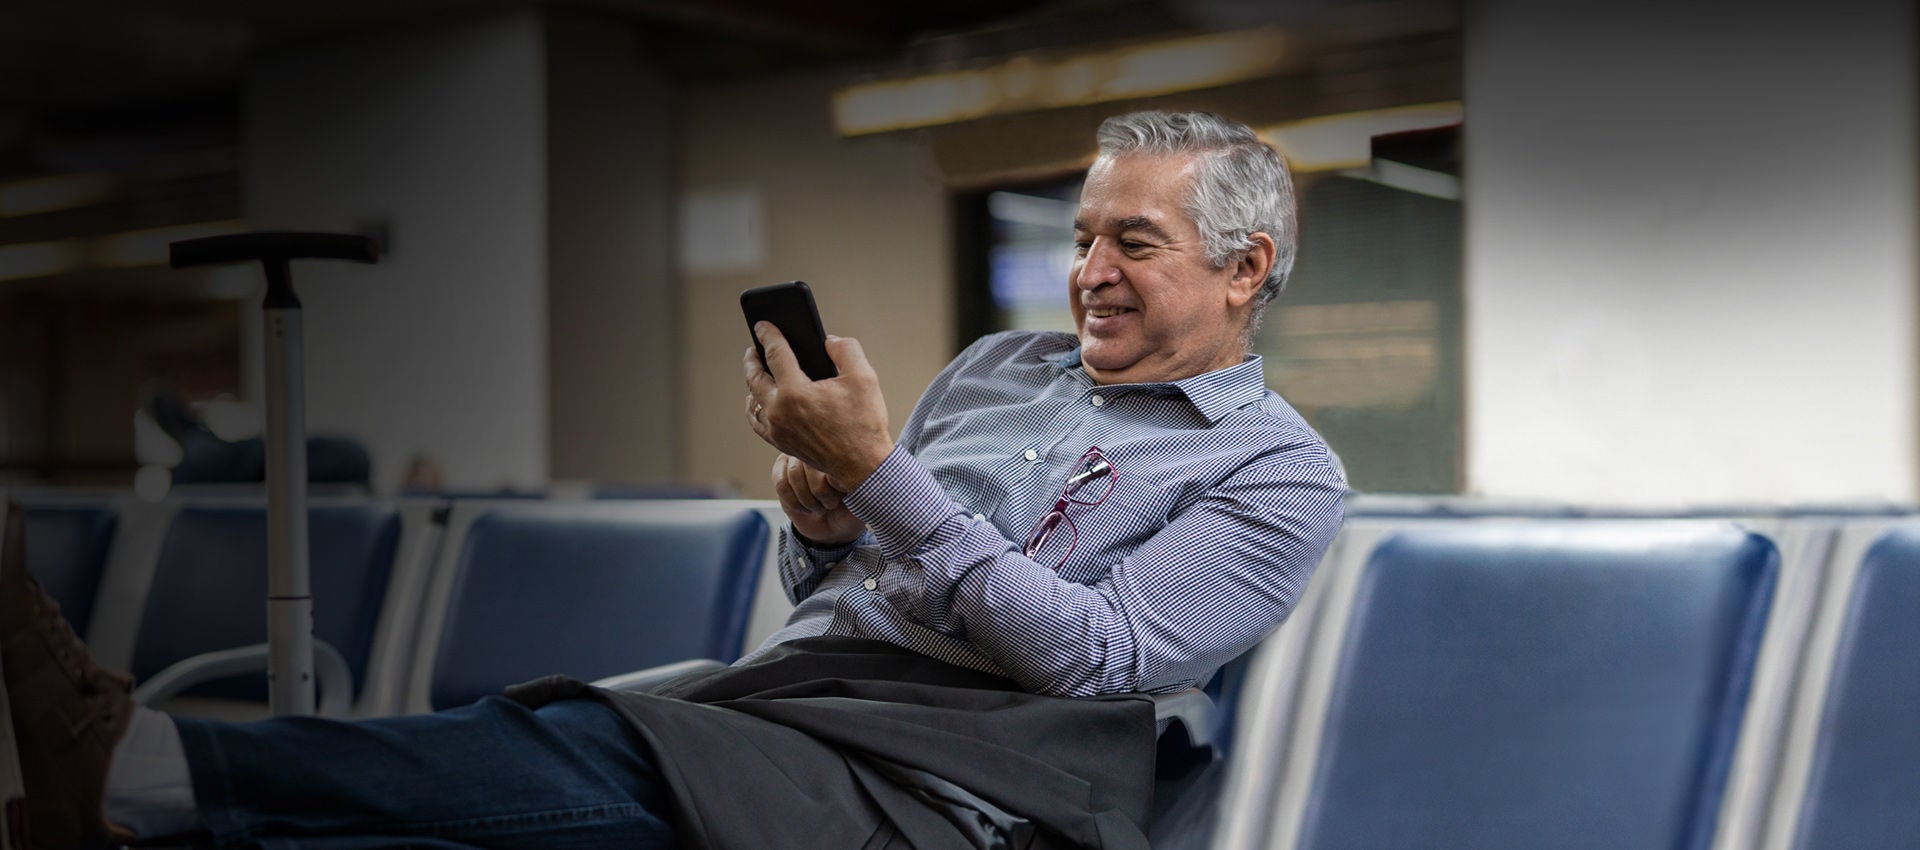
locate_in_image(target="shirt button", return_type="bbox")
[1024,449,1039,461]
[973,513,986,522]
[862,577,878,591]
[1090,395,1105,407]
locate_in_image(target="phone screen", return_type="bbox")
[741,281,837,381]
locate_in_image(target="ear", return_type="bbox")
[1226,232,1275,309]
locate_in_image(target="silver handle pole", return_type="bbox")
[263,262,315,717]
[168,235,377,717]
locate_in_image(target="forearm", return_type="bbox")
[893,518,1143,695]
[845,448,1140,695]
[845,446,1345,697]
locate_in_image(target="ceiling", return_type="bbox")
[0,0,1084,175]
[6,0,1265,178]
[0,0,1443,177]
[0,0,1213,116]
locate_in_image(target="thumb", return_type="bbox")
[755,321,809,384]
[825,334,873,378]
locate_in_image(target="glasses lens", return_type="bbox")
[1024,511,1064,557]
[1067,455,1113,505]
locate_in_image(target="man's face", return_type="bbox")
[1070,152,1257,385]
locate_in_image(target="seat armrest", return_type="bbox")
[590,658,729,694]
[1155,689,1218,750]
[133,640,354,717]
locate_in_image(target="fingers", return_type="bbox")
[775,456,844,510]
[771,456,808,513]
[770,454,845,516]
[825,334,877,381]
[743,389,769,442]
[770,454,789,494]
[743,344,775,397]
[743,346,777,445]
[782,454,824,513]
[753,322,809,386]
[744,328,892,488]
[805,462,844,511]
[771,455,804,511]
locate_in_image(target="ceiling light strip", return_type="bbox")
[833,28,1292,136]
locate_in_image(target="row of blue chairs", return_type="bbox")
[10,493,781,717]
[11,490,1917,848]
[1167,514,1917,850]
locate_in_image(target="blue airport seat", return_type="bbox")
[18,499,119,639]
[1202,650,1255,754]
[1788,527,1920,850]
[421,500,769,710]
[1289,522,1776,850]
[129,502,403,704]
[1146,648,1260,849]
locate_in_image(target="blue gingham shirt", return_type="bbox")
[745,330,1345,697]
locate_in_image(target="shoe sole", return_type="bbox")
[0,649,23,850]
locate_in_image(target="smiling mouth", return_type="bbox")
[1085,306,1135,318]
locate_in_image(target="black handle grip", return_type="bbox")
[170,232,379,268]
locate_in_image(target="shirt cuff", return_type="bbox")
[843,445,962,561]
[792,525,872,570]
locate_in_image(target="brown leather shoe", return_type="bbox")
[0,502,134,850]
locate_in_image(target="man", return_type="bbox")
[1,110,1342,849]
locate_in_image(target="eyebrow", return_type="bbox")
[1072,215,1174,242]
[1116,216,1172,242]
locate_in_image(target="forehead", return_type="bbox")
[1076,152,1200,233]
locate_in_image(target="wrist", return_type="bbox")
[827,440,895,493]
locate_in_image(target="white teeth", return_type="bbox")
[1088,307,1129,318]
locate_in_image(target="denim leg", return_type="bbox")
[173,696,674,850]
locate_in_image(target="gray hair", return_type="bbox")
[1096,111,1297,339]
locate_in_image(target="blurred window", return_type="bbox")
[1259,168,1462,492]
[961,180,1083,336]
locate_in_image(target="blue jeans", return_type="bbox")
[173,697,675,849]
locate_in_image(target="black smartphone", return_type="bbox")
[741,281,838,381]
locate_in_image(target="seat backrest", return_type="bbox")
[18,497,120,638]
[1704,518,1844,850]
[130,501,403,702]
[1779,526,1920,850]
[417,499,769,711]
[1146,519,1388,850]
[1278,521,1776,850]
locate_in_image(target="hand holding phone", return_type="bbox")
[741,281,893,491]
[741,281,837,381]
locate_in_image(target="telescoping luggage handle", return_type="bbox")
[169,232,380,717]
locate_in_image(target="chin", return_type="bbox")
[1079,343,1138,374]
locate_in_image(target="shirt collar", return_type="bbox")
[1053,347,1268,424]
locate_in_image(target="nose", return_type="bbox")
[1074,238,1122,291]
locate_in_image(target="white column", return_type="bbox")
[1464,0,1918,504]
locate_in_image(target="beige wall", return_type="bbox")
[546,14,679,483]
[678,71,954,498]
